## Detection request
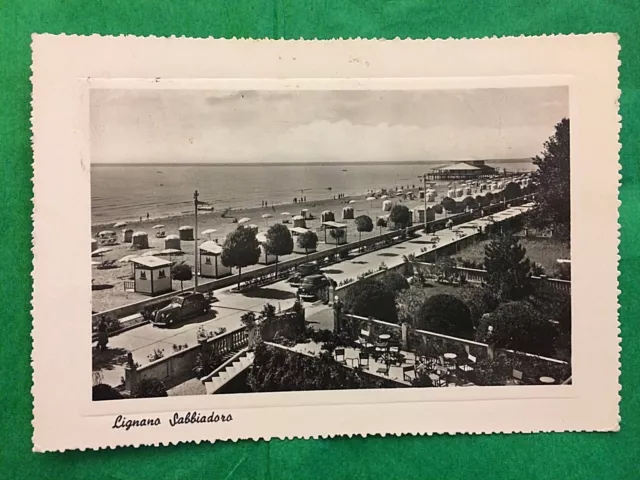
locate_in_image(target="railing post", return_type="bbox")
[401,323,410,350]
[124,352,138,393]
[333,298,343,334]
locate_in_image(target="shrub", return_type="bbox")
[396,285,434,326]
[381,270,410,296]
[389,204,411,229]
[193,346,223,379]
[147,348,165,362]
[475,301,558,357]
[92,383,123,401]
[133,378,168,398]
[483,233,532,301]
[441,197,457,213]
[433,204,443,214]
[457,287,499,328]
[416,294,474,339]
[343,279,398,323]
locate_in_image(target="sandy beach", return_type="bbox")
[90,176,521,312]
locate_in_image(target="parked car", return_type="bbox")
[297,274,330,302]
[287,262,320,287]
[151,292,211,327]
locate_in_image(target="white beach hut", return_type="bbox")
[164,234,181,250]
[292,215,307,228]
[131,256,172,296]
[321,210,335,222]
[199,241,230,278]
[381,200,392,212]
[121,228,134,243]
[178,225,194,241]
[455,188,464,198]
[256,232,277,265]
[300,209,310,220]
[447,189,455,198]
[131,231,149,249]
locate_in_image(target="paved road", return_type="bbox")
[96,203,533,386]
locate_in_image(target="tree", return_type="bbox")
[475,195,489,207]
[416,294,474,339]
[221,225,261,289]
[171,262,193,292]
[265,223,293,277]
[355,215,373,246]
[389,204,411,229]
[433,204,444,215]
[529,118,570,239]
[462,196,478,211]
[297,230,318,259]
[502,182,522,202]
[343,279,398,323]
[485,192,494,204]
[193,345,223,378]
[376,217,387,235]
[133,378,168,398]
[381,270,409,296]
[329,228,346,243]
[441,196,457,214]
[475,301,557,357]
[484,233,532,301]
[457,286,499,329]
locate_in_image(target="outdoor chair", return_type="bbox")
[429,372,447,387]
[458,354,477,374]
[358,352,369,368]
[334,348,346,364]
[402,365,415,382]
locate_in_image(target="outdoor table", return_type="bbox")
[443,353,457,360]
[539,376,556,384]
[378,334,391,342]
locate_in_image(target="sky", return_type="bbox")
[90,86,568,164]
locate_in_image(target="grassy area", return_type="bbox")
[453,235,570,275]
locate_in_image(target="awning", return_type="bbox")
[322,221,347,229]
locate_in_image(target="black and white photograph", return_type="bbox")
[90,85,573,399]
[31,35,620,450]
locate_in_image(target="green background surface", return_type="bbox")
[0,1,637,478]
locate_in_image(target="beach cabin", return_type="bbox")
[447,189,455,198]
[164,234,181,250]
[292,215,307,228]
[321,210,335,223]
[413,206,436,224]
[322,221,348,245]
[300,209,310,220]
[131,256,172,296]
[199,241,231,278]
[131,231,149,249]
[121,228,134,243]
[91,238,98,252]
[418,190,425,199]
[256,232,277,265]
[381,200,392,212]
[464,187,472,195]
[342,207,354,220]
[178,225,194,241]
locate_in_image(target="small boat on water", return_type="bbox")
[342,169,348,172]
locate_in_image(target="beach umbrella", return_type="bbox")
[91,261,101,266]
[349,200,357,204]
[281,212,291,216]
[98,230,115,237]
[159,248,181,262]
[238,217,251,224]
[366,196,376,207]
[261,213,273,226]
[118,254,139,263]
[201,228,217,239]
[248,224,259,230]
[114,221,127,228]
[152,224,165,229]
[91,247,112,257]
[380,195,389,200]
[141,250,160,257]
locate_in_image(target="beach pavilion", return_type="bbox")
[199,240,231,278]
[426,161,498,181]
[131,256,172,296]
[256,232,277,265]
[322,221,348,245]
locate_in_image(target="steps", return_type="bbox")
[202,349,255,395]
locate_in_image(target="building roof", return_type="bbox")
[322,221,347,229]
[433,162,481,172]
[132,256,172,268]
[179,225,193,230]
[199,241,223,255]
[290,227,309,234]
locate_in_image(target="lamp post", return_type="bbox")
[193,190,199,292]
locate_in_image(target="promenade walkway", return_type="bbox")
[95,203,534,388]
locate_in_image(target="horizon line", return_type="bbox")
[92,158,534,167]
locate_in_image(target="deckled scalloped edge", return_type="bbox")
[28,32,622,452]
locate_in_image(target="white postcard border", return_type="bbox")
[31,34,620,452]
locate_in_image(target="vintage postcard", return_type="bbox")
[31,34,620,451]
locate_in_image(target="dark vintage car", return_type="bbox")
[297,274,331,302]
[287,263,320,287]
[151,292,211,327]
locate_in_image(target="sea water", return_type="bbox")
[91,162,535,225]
